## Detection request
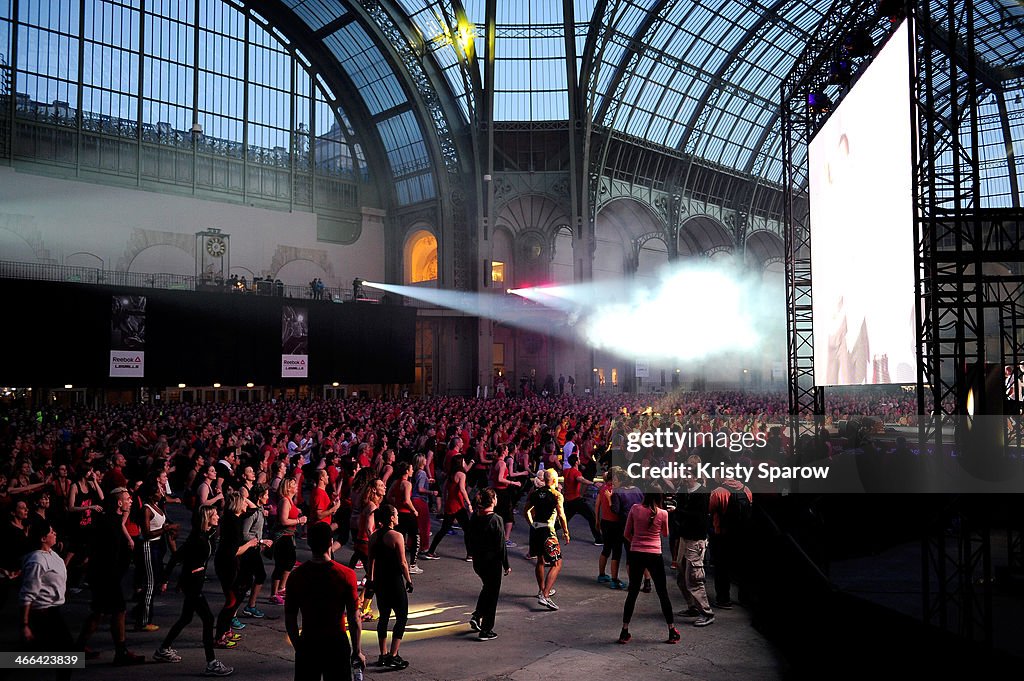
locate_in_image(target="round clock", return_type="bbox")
[206,236,226,257]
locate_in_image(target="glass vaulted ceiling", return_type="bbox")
[279,0,1023,195]
[592,0,833,185]
[392,0,598,121]
[282,0,434,203]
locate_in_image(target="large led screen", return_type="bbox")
[810,20,916,386]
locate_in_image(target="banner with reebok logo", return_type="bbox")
[281,306,309,378]
[109,296,146,377]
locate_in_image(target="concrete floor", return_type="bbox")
[3,514,786,681]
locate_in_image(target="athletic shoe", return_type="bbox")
[617,629,631,644]
[593,540,603,546]
[694,615,715,627]
[268,594,284,606]
[667,627,681,644]
[478,630,498,641]
[376,655,389,667]
[203,659,235,677]
[546,589,556,597]
[409,565,424,574]
[641,578,652,593]
[715,600,734,610]
[610,579,627,590]
[385,654,409,670]
[678,607,701,617]
[242,606,266,618]
[541,596,559,611]
[226,633,242,642]
[354,561,364,569]
[537,591,547,604]
[136,623,160,632]
[469,615,481,632]
[505,540,518,548]
[524,554,535,561]
[113,650,146,665]
[214,638,237,650]
[597,574,611,584]
[419,552,440,560]
[464,555,473,562]
[230,617,245,630]
[670,562,679,570]
[153,647,181,663]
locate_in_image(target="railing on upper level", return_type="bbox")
[0,260,384,302]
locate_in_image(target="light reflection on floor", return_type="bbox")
[367,602,470,641]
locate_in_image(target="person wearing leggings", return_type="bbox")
[385,462,421,573]
[368,504,412,670]
[423,456,473,560]
[154,506,234,676]
[269,478,306,605]
[597,467,626,586]
[618,489,679,645]
[350,478,384,621]
[214,493,260,646]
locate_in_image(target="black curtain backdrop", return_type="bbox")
[0,280,414,386]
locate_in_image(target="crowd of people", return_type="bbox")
[1,389,920,679]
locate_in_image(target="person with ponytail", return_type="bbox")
[618,486,678,645]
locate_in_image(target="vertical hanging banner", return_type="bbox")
[110,296,146,377]
[281,306,309,378]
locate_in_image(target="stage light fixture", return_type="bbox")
[332,382,339,387]
[213,383,221,388]
[246,382,255,388]
[178,383,186,388]
[64,384,73,389]
[807,91,832,114]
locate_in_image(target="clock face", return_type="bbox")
[206,237,226,257]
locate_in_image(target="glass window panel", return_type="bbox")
[532,91,567,119]
[322,24,406,115]
[144,14,192,65]
[19,0,80,34]
[82,86,136,122]
[248,83,290,128]
[247,122,290,153]
[249,40,291,92]
[283,0,347,32]
[15,72,78,113]
[141,99,189,128]
[17,25,79,80]
[202,113,244,147]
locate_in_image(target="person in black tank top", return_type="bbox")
[368,504,413,670]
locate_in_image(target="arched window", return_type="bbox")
[406,230,438,284]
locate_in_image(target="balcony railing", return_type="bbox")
[0,260,383,302]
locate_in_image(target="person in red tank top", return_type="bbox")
[423,457,473,560]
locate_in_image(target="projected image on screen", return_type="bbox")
[810,20,916,386]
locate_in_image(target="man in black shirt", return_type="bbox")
[75,487,145,664]
[673,455,714,626]
[467,488,511,640]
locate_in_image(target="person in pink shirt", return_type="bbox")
[618,488,679,645]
